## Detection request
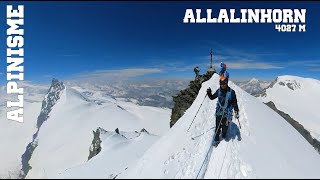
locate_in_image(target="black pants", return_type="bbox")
[195,72,199,79]
[215,115,229,140]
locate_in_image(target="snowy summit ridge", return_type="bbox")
[119,74,320,179]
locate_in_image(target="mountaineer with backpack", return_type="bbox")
[206,76,239,142]
[219,62,229,79]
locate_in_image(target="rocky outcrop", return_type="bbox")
[88,127,149,161]
[170,71,214,127]
[20,79,65,178]
[265,101,320,154]
[88,128,104,161]
[37,79,65,128]
[140,128,150,134]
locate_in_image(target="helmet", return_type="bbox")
[219,76,228,85]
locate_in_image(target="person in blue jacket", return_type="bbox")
[206,76,239,142]
[219,62,226,75]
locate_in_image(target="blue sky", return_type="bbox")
[0,1,319,84]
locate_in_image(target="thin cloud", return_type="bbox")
[192,42,286,70]
[205,55,283,70]
[155,57,282,73]
[77,68,162,79]
[204,41,285,59]
[287,60,320,67]
[309,67,320,72]
[174,63,209,72]
[222,60,283,69]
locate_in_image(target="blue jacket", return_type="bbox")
[219,63,226,75]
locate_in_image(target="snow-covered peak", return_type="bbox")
[248,78,259,84]
[260,75,320,141]
[238,78,270,97]
[274,76,299,90]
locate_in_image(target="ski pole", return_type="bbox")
[187,94,207,132]
[191,126,215,140]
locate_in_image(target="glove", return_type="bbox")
[235,111,239,119]
[207,88,212,95]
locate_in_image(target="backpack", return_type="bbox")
[215,88,233,121]
[224,71,229,79]
[221,63,227,70]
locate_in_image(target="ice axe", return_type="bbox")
[236,112,241,129]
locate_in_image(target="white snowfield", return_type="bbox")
[25,85,170,179]
[0,102,42,178]
[260,75,320,141]
[118,74,320,179]
[0,83,47,178]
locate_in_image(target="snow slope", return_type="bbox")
[0,83,47,178]
[0,102,42,178]
[119,74,320,179]
[259,75,320,141]
[25,84,170,178]
[72,86,170,136]
[56,129,160,179]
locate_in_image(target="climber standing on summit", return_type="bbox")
[207,76,239,142]
[194,66,200,80]
[219,62,229,79]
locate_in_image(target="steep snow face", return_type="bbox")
[260,75,320,141]
[120,74,320,179]
[25,84,170,178]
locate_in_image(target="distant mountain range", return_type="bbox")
[67,78,274,108]
[65,79,191,108]
[234,78,271,97]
